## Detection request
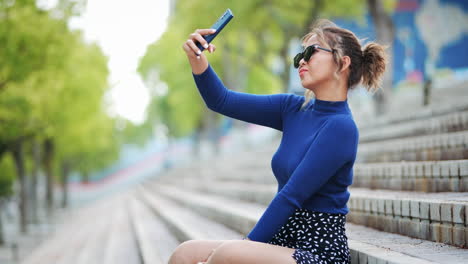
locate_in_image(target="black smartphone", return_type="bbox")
[195,8,234,52]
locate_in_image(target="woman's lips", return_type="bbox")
[299,69,308,76]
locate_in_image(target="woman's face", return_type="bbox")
[298,35,336,90]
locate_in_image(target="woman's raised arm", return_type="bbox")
[183,28,298,131]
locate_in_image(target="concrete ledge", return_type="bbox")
[189,158,468,193]
[102,196,141,264]
[128,196,179,264]
[353,160,468,192]
[340,190,467,249]
[348,240,436,264]
[20,195,125,264]
[358,100,468,130]
[357,131,468,163]
[139,185,242,241]
[151,183,468,264]
[165,179,468,248]
[359,110,468,143]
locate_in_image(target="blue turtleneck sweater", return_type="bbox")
[192,64,359,243]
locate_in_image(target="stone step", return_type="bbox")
[56,202,114,264]
[128,194,179,264]
[39,210,102,264]
[102,195,141,264]
[357,130,468,163]
[360,110,468,143]
[160,164,276,185]
[150,183,468,264]
[358,100,468,130]
[73,201,116,264]
[170,159,468,193]
[156,144,279,183]
[352,160,468,192]
[20,195,121,264]
[138,184,242,241]
[158,179,468,248]
[347,188,467,248]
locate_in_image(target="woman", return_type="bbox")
[170,19,387,264]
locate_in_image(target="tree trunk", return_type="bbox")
[61,161,70,208]
[11,141,28,234]
[368,0,395,116]
[43,138,54,210]
[30,139,40,224]
[0,200,5,245]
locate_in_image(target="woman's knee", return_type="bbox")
[206,241,241,264]
[168,240,199,264]
[169,239,227,264]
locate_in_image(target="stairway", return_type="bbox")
[141,100,468,263]
[18,100,468,264]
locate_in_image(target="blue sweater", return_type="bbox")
[192,64,359,243]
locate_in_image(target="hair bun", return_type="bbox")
[361,42,387,92]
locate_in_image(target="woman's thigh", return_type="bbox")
[168,239,230,264]
[206,240,297,264]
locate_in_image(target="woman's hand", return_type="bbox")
[182,28,217,74]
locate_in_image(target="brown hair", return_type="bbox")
[300,19,387,109]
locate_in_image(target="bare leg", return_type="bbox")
[205,240,297,264]
[168,239,231,264]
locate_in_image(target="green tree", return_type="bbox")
[138,0,366,152]
[0,0,117,236]
[0,154,15,245]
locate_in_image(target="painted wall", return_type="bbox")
[289,0,468,93]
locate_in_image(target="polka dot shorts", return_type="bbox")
[267,208,350,264]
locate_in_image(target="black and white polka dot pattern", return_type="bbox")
[267,208,350,264]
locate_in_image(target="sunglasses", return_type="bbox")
[293,44,333,68]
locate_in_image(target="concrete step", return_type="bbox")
[20,216,90,264]
[357,130,468,163]
[56,202,114,264]
[347,188,467,248]
[156,144,279,183]
[174,159,468,193]
[73,201,116,264]
[360,110,468,143]
[128,194,179,264]
[20,195,121,264]
[358,99,468,130]
[159,165,276,186]
[158,179,468,248]
[150,183,468,264]
[102,195,141,264]
[353,160,468,192]
[138,184,242,241]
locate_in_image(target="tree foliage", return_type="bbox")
[138,0,366,139]
[0,0,118,206]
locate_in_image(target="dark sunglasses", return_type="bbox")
[293,44,333,68]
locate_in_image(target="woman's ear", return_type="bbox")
[340,56,351,73]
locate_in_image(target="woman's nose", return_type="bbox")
[299,58,306,66]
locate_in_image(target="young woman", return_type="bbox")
[170,19,387,264]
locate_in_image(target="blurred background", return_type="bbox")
[0,0,467,263]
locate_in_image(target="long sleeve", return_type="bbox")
[247,116,359,243]
[192,64,298,131]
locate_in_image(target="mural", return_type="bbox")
[395,0,468,87]
[289,0,468,93]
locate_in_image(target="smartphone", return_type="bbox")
[195,8,234,52]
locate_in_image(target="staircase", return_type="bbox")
[18,100,468,264]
